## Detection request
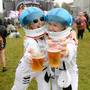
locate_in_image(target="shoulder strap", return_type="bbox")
[63,61,66,70]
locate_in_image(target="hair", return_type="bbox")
[27,23,33,29]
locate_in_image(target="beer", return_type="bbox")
[48,48,61,68]
[31,54,45,72]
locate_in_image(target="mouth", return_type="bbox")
[37,26,40,28]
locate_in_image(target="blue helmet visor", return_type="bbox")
[22,12,44,26]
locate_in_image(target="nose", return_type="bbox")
[38,20,44,27]
[38,19,42,24]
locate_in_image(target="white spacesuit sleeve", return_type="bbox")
[23,38,40,63]
[24,38,40,52]
[66,40,77,62]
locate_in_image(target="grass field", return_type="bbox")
[0,29,90,90]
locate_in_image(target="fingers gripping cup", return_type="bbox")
[47,40,61,68]
[31,53,45,72]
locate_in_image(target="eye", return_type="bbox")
[53,24,57,27]
[33,19,38,23]
[48,23,52,25]
[40,17,44,21]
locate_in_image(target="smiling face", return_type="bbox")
[47,22,66,32]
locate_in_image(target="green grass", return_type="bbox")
[77,31,90,90]
[0,29,90,90]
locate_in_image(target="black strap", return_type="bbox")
[63,61,66,70]
[63,84,72,90]
[42,66,47,71]
[59,61,66,71]
[44,72,50,83]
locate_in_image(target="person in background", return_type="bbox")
[74,12,86,39]
[46,8,78,90]
[83,11,90,32]
[0,19,9,72]
[18,3,25,16]
[7,19,20,38]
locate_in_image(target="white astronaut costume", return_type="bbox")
[46,8,78,90]
[11,7,50,90]
[47,27,78,90]
[11,26,50,90]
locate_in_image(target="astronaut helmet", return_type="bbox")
[19,6,45,27]
[46,8,73,27]
[46,8,73,40]
[19,7,47,37]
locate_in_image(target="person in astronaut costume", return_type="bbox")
[46,8,78,90]
[11,7,50,90]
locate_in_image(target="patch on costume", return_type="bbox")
[23,75,31,84]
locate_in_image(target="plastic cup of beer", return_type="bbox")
[31,53,45,72]
[47,39,61,68]
[48,48,61,68]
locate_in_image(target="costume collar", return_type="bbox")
[47,27,72,40]
[24,25,47,38]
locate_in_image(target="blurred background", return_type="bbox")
[0,0,90,18]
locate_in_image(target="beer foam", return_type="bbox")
[32,54,45,59]
[48,48,61,52]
